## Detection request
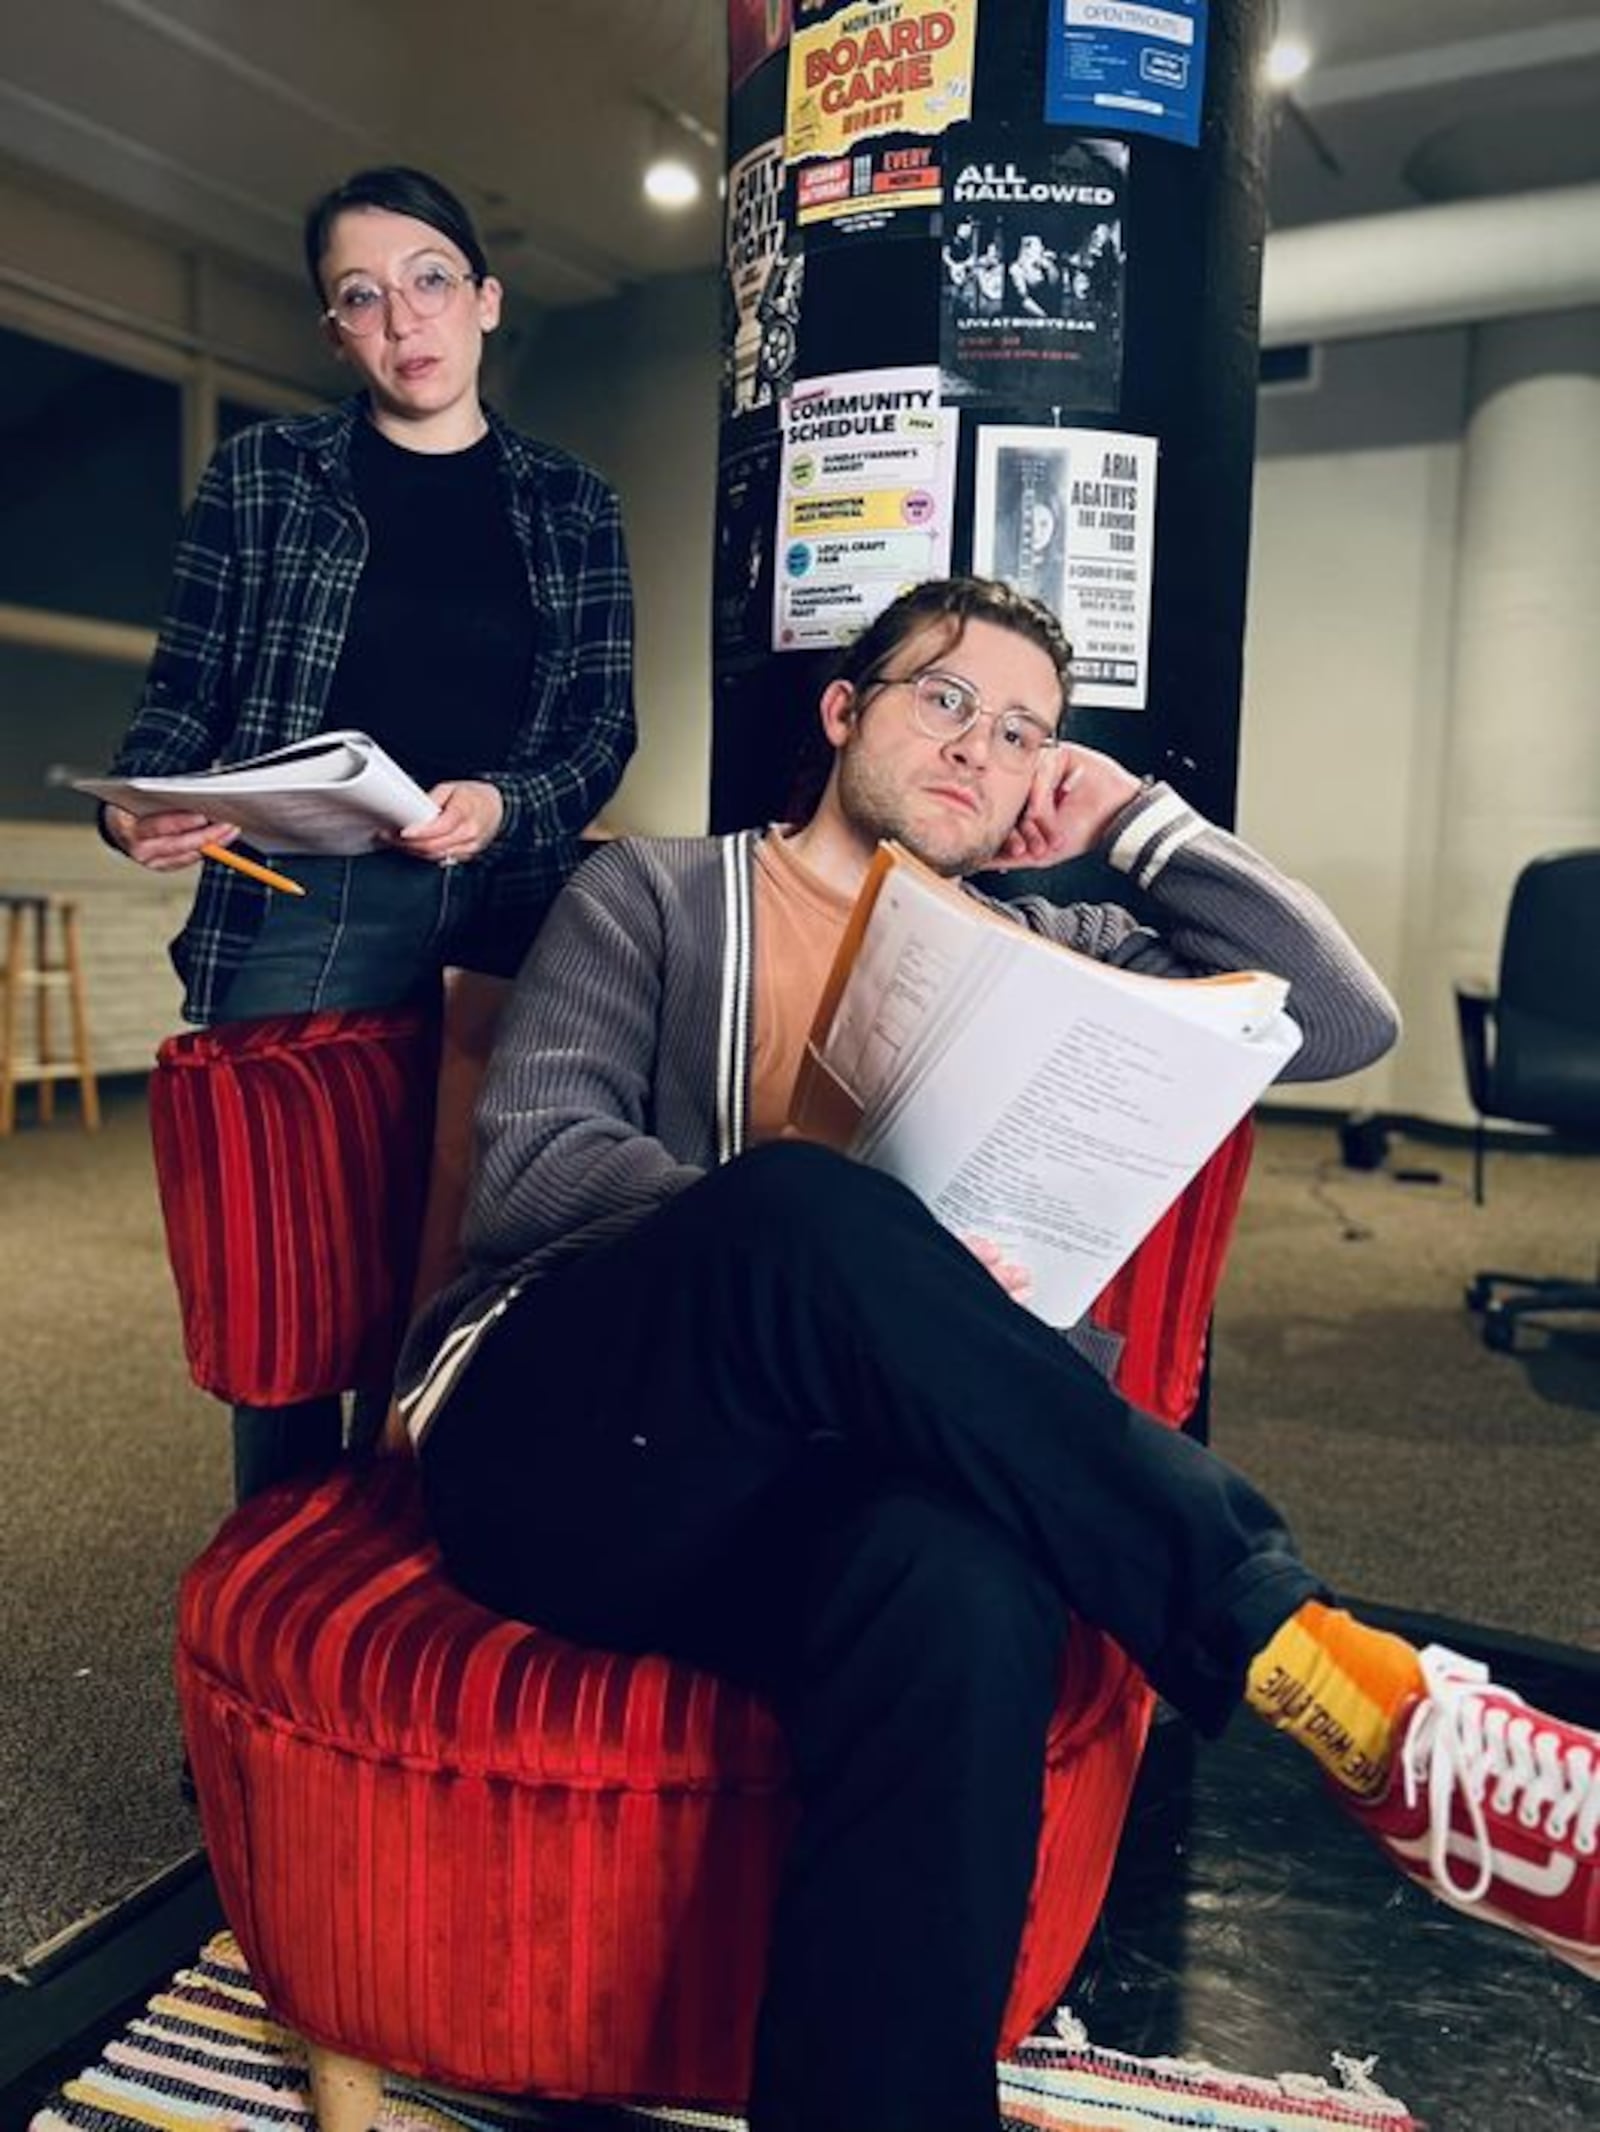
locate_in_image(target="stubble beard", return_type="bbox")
[836,747,1005,879]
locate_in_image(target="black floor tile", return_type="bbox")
[1070,1630,1600,2131]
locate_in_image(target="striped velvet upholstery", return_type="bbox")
[1088,1117,1254,1423]
[149,1008,439,1404]
[149,1006,1246,1421]
[177,1457,1153,2103]
[160,1010,1253,2105]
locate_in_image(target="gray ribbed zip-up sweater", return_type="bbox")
[398,785,1398,1441]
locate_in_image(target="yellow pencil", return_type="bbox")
[201,842,306,896]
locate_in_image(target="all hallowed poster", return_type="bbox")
[938,125,1127,412]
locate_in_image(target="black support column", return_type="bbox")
[712,0,1275,845]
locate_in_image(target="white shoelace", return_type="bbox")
[1400,1644,1600,1904]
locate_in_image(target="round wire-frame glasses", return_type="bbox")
[862,669,1060,768]
[324,259,479,337]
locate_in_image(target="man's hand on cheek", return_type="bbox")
[986,741,1144,871]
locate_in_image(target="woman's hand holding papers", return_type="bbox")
[104,805,239,871]
[394,778,505,865]
[987,742,1143,872]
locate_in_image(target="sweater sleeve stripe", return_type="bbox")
[1107,789,1205,887]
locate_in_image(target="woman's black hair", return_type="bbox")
[302,166,490,301]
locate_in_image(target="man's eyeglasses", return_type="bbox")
[324,259,479,337]
[859,669,1059,769]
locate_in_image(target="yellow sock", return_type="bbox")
[1245,1602,1426,1797]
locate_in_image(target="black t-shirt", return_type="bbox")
[325,419,536,790]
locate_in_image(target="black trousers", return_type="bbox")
[422,1143,1322,2132]
[217,850,560,1503]
[231,1398,343,1502]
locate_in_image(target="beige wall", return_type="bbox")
[507,274,719,837]
[0,154,334,404]
[1241,437,1465,1118]
[1245,323,1600,1123]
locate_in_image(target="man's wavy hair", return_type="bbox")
[788,577,1074,817]
[829,576,1073,702]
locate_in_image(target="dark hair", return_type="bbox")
[302,166,490,302]
[830,575,1074,709]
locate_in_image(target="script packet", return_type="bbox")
[76,730,438,857]
[790,842,1302,1328]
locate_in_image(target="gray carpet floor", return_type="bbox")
[0,1085,225,1969]
[1210,1118,1600,1646]
[1,1091,1596,1969]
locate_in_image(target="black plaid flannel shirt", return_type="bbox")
[111,395,635,1023]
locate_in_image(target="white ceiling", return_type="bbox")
[1270,0,1600,223]
[2,0,1598,309]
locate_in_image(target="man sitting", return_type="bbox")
[398,577,1599,2132]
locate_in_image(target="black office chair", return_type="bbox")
[1457,848,1600,1351]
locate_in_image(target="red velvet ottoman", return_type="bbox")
[177,1455,1154,2105]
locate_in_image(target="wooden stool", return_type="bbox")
[0,893,100,1133]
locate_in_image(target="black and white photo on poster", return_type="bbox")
[938,127,1126,410]
[972,425,1157,709]
[723,136,790,419]
[754,244,806,409]
[715,433,783,665]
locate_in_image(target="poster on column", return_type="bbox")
[715,433,782,664]
[730,0,793,93]
[972,426,1157,708]
[786,0,977,240]
[1044,1,1209,148]
[775,366,958,649]
[938,127,1126,409]
[723,135,801,420]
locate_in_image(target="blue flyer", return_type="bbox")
[1044,1,1209,149]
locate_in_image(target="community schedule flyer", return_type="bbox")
[775,366,958,650]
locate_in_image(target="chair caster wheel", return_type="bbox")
[1482,1310,1516,1353]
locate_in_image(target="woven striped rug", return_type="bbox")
[30,1934,1420,2132]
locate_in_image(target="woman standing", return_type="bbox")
[102,166,636,1496]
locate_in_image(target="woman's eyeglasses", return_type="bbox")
[324,259,479,337]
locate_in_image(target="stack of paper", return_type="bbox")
[76,730,438,857]
[792,843,1301,1328]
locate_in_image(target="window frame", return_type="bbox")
[0,269,323,673]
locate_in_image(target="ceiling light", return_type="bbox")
[644,155,701,209]
[1265,38,1312,89]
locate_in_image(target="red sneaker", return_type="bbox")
[1346,1644,1600,1977]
